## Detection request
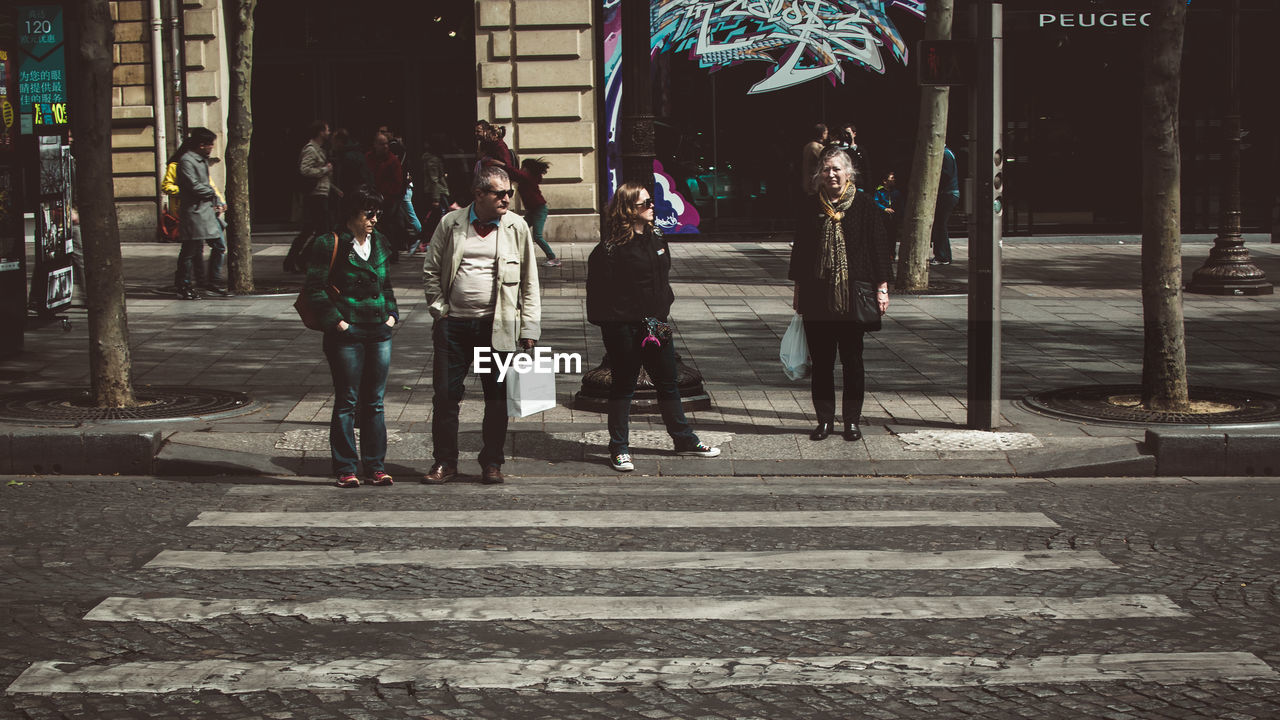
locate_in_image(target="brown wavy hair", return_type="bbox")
[604,183,652,248]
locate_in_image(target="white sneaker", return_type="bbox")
[676,443,720,458]
[611,453,634,472]
[543,258,562,267]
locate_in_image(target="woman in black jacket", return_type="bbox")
[586,183,720,472]
[789,147,891,442]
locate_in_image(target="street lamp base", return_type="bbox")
[1185,233,1273,296]
[573,355,712,414]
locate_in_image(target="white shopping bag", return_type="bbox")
[780,314,811,381]
[506,356,557,417]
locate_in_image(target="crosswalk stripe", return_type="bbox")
[225,484,1008,497]
[145,549,1114,571]
[189,510,1059,528]
[84,594,1187,623]
[10,653,1273,694]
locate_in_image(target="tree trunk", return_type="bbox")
[895,0,953,291]
[1140,0,1189,411]
[225,0,257,293]
[73,0,136,407]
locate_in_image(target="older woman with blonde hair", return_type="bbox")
[789,147,891,442]
[586,183,720,472]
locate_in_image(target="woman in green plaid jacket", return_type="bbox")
[301,186,400,488]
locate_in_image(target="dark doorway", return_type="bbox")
[249,0,475,227]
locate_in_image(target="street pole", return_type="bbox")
[967,0,1002,430]
[1186,0,1272,296]
[574,0,710,413]
[619,0,655,189]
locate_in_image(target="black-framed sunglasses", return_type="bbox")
[363,209,382,220]
[485,188,515,200]
[635,198,654,209]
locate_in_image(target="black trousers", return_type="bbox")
[802,319,866,424]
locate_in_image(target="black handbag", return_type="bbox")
[853,281,882,331]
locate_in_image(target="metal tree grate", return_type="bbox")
[1022,385,1280,427]
[0,387,256,423]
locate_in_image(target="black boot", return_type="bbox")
[842,422,862,441]
[810,422,833,441]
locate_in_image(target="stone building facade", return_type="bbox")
[109,0,603,243]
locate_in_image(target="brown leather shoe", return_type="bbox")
[422,463,458,484]
[480,464,505,485]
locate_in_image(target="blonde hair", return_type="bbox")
[604,183,652,248]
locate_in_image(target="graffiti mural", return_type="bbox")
[652,1,925,94]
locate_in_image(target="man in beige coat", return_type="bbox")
[422,165,541,485]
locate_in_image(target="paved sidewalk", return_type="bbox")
[3,232,1278,479]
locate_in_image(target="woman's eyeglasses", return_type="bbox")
[635,198,654,209]
[486,188,515,199]
[363,209,382,220]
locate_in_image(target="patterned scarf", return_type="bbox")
[816,181,856,314]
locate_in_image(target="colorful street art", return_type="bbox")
[651,1,925,94]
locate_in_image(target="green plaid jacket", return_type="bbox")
[301,230,399,330]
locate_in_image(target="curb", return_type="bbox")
[5,430,162,475]
[1144,428,1280,477]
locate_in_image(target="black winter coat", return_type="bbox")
[788,192,890,321]
[586,228,675,325]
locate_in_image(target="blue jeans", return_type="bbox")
[932,191,959,262]
[174,233,218,289]
[526,204,554,259]
[323,322,392,476]
[600,322,698,455]
[432,317,510,468]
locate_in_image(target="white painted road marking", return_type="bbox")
[84,594,1187,623]
[189,510,1059,528]
[224,484,1008,497]
[9,653,1274,694]
[145,549,1114,571]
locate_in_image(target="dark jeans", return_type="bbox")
[286,194,331,270]
[803,319,866,424]
[174,233,225,290]
[204,234,226,287]
[600,321,698,455]
[323,322,392,476]
[932,192,959,263]
[432,316,509,468]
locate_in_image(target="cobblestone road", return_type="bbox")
[2,477,1279,718]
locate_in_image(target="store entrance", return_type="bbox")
[249,0,475,227]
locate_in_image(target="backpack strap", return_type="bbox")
[324,233,342,297]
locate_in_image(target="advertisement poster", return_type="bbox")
[44,265,72,310]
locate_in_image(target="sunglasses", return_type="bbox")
[363,209,382,220]
[485,188,515,200]
[635,198,654,209]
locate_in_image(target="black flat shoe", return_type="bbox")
[810,422,833,441]
[842,422,862,441]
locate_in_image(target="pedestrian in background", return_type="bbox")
[931,144,959,266]
[586,182,720,473]
[873,170,903,264]
[489,156,559,267]
[300,186,400,488]
[790,147,890,442]
[800,123,827,197]
[284,121,333,273]
[172,127,224,300]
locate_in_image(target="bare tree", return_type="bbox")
[895,0,953,291]
[73,0,136,407]
[1140,0,1190,411]
[224,0,257,293]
